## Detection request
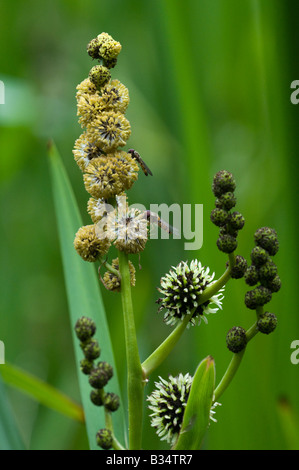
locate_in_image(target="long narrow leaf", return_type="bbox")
[173,356,215,450]
[0,373,25,450]
[48,141,126,450]
[0,363,84,423]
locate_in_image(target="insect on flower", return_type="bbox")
[142,210,179,237]
[128,149,153,176]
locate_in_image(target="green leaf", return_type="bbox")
[48,141,126,450]
[173,356,215,450]
[0,362,84,423]
[0,373,25,450]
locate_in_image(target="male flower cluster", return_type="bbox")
[73,32,146,263]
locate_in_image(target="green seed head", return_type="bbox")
[210,207,229,227]
[229,255,248,279]
[215,191,237,211]
[89,65,111,89]
[244,265,259,286]
[74,316,96,342]
[80,338,101,361]
[250,246,269,267]
[257,312,278,334]
[254,227,279,256]
[212,170,236,197]
[245,286,272,310]
[104,392,120,412]
[226,326,247,353]
[96,428,113,449]
[216,233,238,253]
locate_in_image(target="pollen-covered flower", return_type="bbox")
[105,200,148,254]
[73,132,104,171]
[147,373,193,446]
[156,260,224,327]
[76,78,98,98]
[87,111,131,152]
[76,92,102,128]
[101,257,136,292]
[74,224,110,262]
[99,80,130,114]
[83,152,139,199]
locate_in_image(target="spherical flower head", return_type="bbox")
[245,286,272,310]
[215,192,237,211]
[210,208,229,227]
[88,362,113,390]
[244,265,259,286]
[76,92,102,128]
[99,80,129,114]
[111,207,148,254]
[260,274,281,293]
[226,326,247,353]
[74,224,110,262]
[216,233,238,253]
[87,111,131,152]
[254,227,279,256]
[104,392,120,412]
[250,246,269,267]
[83,152,139,199]
[258,260,278,282]
[156,260,224,327]
[228,255,248,279]
[87,38,101,59]
[228,211,245,231]
[76,78,98,98]
[74,316,96,342]
[73,132,104,171]
[102,257,136,292]
[96,428,113,450]
[257,312,277,334]
[87,197,113,224]
[80,358,94,375]
[89,65,111,89]
[147,373,193,446]
[97,32,122,61]
[80,338,101,361]
[90,389,104,407]
[212,170,236,197]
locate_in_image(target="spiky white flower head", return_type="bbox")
[147,373,193,446]
[156,260,224,327]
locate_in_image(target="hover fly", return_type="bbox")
[128,149,153,176]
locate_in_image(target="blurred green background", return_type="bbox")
[0,0,298,450]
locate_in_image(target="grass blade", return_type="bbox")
[0,374,24,450]
[48,141,126,450]
[0,363,84,423]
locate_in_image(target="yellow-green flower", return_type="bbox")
[97,32,122,60]
[76,78,97,98]
[102,258,135,292]
[72,132,104,171]
[99,80,130,114]
[76,93,102,128]
[74,224,110,262]
[89,65,111,89]
[83,152,139,199]
[87,111,131,152]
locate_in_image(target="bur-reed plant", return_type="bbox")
[70,32,280,450]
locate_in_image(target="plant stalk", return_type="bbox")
[118,250,144,450]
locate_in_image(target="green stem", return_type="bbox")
[199,252,235,305]
[118,250,144,450]
[213,321,259,402]
[105,410,126,450]
[142,312,193,378]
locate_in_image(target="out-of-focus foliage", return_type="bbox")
[0,0,298,449]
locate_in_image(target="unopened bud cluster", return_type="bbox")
[74,316,119,449]
[211,170,245,255]
[243,227,280,334]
